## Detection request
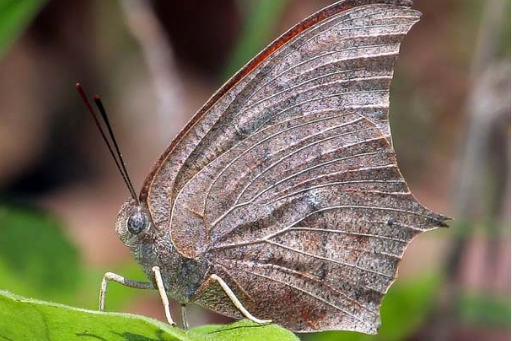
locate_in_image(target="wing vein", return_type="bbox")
[249,48,398,106]
[261,179,406,205]
[209,220,415,252]
[219,259,380,317]
[247,6,414,101]
[265,240,394,278]
[234,126,378,205]
[284,205,441,229]
[207,113,346,197]
[210,118,372,228]
[282,226,408,243]
[246,75,393,113]
[250,151,382,202]
[234,265,378,329]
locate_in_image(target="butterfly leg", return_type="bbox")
[99,271,153,311]
[210,274,272,324]
[152,266,176,326]
[181,304,189,329]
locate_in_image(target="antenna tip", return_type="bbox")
[93,94,101,100]
[76,82,82,88]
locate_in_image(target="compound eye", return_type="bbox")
[127,211,149,235]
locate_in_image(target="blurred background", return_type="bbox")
[0,0,510,340]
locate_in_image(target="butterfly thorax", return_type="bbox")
[133,232,209,303]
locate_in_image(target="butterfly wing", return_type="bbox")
[143,0,420,239]
[180,113,447,333]
[142,0,449,333]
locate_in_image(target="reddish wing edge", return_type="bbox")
[139,0,414,201]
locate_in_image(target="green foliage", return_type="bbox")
[457,293,511,329]
[0,290,299,341]
[0,206,83,302]
[0,205,157,311]
[0,0,48,57]
[223,0,289,80]
[191,320,299,341]
[305,275,441,341]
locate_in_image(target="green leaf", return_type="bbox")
[0,206,83,302]
[190,320,299,341]
[0,0,48,57]
[0,290,299,341]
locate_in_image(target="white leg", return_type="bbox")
[99,272,153,311]
[210,274,272,324]
[181,304,189,330]
[152,266,176,326]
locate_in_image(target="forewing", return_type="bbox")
[143,0,420,239]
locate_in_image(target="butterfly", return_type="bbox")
[77,0,449,335]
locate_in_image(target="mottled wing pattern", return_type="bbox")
[141,0,449,334]
[180,114,447,333]
[144,0,421,245]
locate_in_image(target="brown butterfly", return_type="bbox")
[77,0,449,335]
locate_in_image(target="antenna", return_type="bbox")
[76,83,139,204]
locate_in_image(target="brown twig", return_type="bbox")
[120,0,185,144]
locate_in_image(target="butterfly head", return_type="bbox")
[115,199,155,247]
